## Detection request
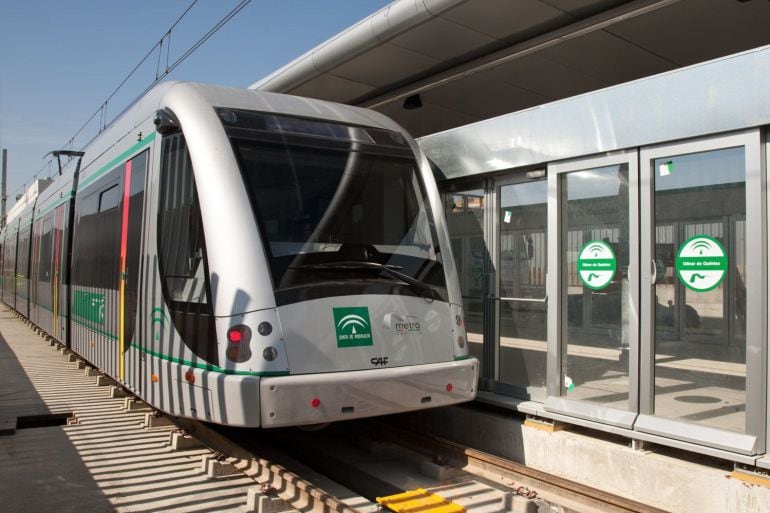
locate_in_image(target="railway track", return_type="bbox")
[369,422,670,513]
[167,415,670,513]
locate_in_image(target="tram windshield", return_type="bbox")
[217,108,447,303]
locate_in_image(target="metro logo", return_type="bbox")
[333,306,373,347]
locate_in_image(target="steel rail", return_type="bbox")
[373,422,671,513]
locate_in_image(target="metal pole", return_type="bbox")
[1,149,7,228]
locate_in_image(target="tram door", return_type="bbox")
[52,203,68,343]
[119,151,148,386]
[546,152,640,427]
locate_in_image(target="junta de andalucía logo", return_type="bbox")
[333,306,374,347]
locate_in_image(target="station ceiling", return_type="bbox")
[251,0,770,138]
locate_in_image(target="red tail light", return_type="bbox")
[226,325,252,363]
[228,326,245,343]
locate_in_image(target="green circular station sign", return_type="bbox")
[675,235,728,292]
[577,240,617,290]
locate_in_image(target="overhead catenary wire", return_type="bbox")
[12,0,252,200]
[137,0,252,98]
[64,0,201,152]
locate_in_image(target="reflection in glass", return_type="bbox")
[563,165,631,410]
[653,147,746,433]
[499,180,547,396]
[445,189,486,366]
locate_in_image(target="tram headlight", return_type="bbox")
[263,347,278,362]
[257,322,273,336]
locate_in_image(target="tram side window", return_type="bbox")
[17,227,31,279]
[158,134,209,307]
[73,174,122,290]
[158,132,217,364]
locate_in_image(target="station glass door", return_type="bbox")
[636,131,765,455]
[543,132,764,454]
[545,152,639,427]
[495,175,548,401]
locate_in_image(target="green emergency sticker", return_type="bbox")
[675,235,727,292]
[577,240,617,290]
[333,306,373,347]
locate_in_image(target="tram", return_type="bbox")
[0,82,478,427]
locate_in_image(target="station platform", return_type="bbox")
[0,305,257,513]
[394,398,770,513]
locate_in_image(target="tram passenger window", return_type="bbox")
[158,133,209,306]
[99,185,120,213]
[158,131,217,364]
[72,174,122,290]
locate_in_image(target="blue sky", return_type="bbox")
[0,0,390,201]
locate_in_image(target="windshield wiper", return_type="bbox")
[290,261,437,299]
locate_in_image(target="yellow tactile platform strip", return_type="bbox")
[377,488,467,513]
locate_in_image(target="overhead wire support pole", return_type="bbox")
[1,148,7,228]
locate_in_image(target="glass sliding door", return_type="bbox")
[638,130,765,455]
[495,175,548,400]
[546,152,639,427]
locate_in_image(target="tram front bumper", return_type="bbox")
[259,358,478,428]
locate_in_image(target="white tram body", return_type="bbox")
[0,82,478,427]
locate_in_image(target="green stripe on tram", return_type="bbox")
[78,131,156,192]
[129,343,289,377]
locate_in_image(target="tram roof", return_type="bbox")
[250,0,770,138]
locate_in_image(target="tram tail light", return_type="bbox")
[311,397,321,408]
[228,326,249,343]
[446,383,454,392]
[226,325,252,363]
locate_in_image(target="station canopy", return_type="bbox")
[251,0,770,138]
